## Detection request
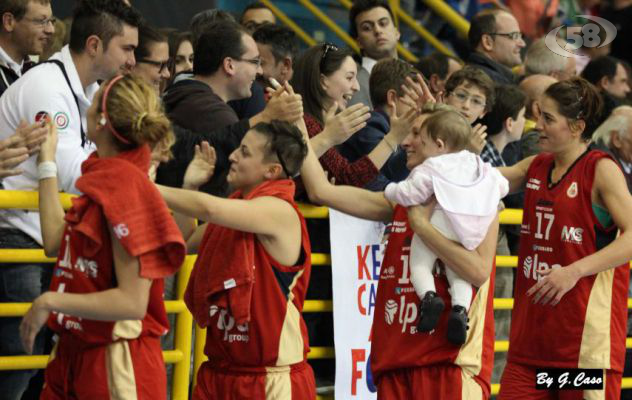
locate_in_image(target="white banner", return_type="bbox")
[329,209,385,399]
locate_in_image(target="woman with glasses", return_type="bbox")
[133,24,171,95]
[290,43,414,188]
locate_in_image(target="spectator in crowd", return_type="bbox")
[187,9,265,121]
[339,58,425,190]
[467,9,525,85]
[240,2,276,34]
[158,21,302,197]
[156,120,315,399]
[133,24,170,95]
[39,16,67,61]
[252,23,298,86]
[524,37,576,81]
[582,56,631,118]
[498,77,632,400]
[0,2,141,397]
[348,0,401,108]
[0,0,54,97]
[21,73,185,400]
[415,52,463,99]
[480,85,527,167]
[169,31,193,75]
[602,0,632,69]
[443,66,495,154]
[593,106,632,190]
[299,103,499,398]
[291,44,414,188]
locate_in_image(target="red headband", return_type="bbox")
[101,75,131,145]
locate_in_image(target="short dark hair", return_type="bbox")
[253,120,308,177]
[445,66,496,112]
[415,52,461,81]
[134,24,167,62]
[193,21,247,76]
[252,24,299,64]
[581,56,621,86]
[348,0,395,39]
[467,10,499,50]
[369,59,417,108]
[189,8,235,49]
[168,30,192,61]
[1,0,51,21]
[240,2,272,23]
[69,0,142,53]
[480,85,527,136]
[290,44,354,126]
[545,77,604,141]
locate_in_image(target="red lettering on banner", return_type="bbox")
[351,348,366,395]
[357,284,367,315]
[357,245,371,280]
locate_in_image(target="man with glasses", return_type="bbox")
[0,0,54,97]
[133,24,170,95]
[159,21,303,197]
[467,9,526,85]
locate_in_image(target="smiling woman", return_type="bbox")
[133,24,170,95]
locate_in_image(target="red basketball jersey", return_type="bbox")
[48,222,171,344]
[371,205,496,396]
[508,150,628,372]
[201,203,312,372]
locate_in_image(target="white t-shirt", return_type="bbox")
[0,45,98,244]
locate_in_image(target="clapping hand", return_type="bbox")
[183,141,216,190]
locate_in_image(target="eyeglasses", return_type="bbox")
[449,89,486,109]
[137,58,170,73]
[22,16,56,27]
[235,57,262,68]
[489,31,523,41]
[320,42,339,71]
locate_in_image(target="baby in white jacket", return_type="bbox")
[384,109,508,345]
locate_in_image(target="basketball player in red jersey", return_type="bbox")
[156,119,315,399]
[497,77,632,399]
[19,75,186,399]
[301,102,500,399]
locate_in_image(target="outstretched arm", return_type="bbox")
[498,155,535,194]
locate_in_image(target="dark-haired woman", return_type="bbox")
[497,77,632,399]
[290,44,413,187]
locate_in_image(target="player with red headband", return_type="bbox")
[19,75,185,399]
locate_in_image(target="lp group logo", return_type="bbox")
[545,15,617,57]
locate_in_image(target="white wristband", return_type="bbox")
[38,161,57,180]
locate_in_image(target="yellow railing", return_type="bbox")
[422,0,470,38]
[259,0,317,47]
[3,190,632,399]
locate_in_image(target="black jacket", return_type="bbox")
[467,52,516,85]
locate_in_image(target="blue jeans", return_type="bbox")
[0,228,52,400]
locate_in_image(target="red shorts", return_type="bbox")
[498,361,621,400]
[193,360,316,400]
[41,334,166,400]
[376,363,488,400]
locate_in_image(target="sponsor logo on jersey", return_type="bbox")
[523,253,562,281]
[532,244,553,253]
[527,178,541,191]
[561,225,583,244]
[209,305,250,343]
[53,111,69,130]
[381,265,396,280]
[384,299,398,325]
[567,181,578,198]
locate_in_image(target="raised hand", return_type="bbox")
[385,101,418,144]
[320,102,371,146]
[183,141,216,190]
[400,73,436,111]
[37,119,58,163]
[469,123,488,155]
[263,83,303,123]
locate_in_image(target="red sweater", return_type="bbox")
[304,113,378,188]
